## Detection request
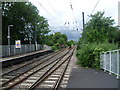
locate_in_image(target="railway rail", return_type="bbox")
[2,51,54,75]
[2,49,65,76]
[1,47,76,90]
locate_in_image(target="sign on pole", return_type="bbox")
[15,40,21,48]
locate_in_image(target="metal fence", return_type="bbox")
[0,44,45,57]
[100,49,120,79]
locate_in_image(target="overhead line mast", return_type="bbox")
[86,0,99,22]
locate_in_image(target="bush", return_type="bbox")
[51,43,60,51]
[76,42,118,69]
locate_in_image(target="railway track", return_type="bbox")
[1,49,64,84]
[2,48,65,76]
[1,47,76,89]
[2,51,54,75]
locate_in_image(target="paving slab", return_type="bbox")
[66,67,119,89]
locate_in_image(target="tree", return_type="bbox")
[82,11,117,43]
[76,11,119,69]
[114,30,120,47]
[53,32,68,46]
[2,2,50,45]
[67,40,76,46]
[44,32,68,50]
[58,37,66,45]
[44,34,54,46]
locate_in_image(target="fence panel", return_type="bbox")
[100,50,120,79]
[10,45,14,56]
[2,45,9,57]
[1,44,50,57]
[21,45,25,54]
[111,52,117,74]
[106,52,110,71]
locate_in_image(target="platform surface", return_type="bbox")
[0,49,50,62]
[66,67,119,89]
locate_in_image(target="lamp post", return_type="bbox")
[7,25,13,56]
[35,29,37,51]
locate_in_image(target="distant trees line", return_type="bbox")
[45,32,76,50]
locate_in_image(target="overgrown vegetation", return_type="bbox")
[45,32,76,51]
[77,42,118,69]
[77,11,120,69]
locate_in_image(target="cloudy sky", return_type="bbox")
[29,0,120,41]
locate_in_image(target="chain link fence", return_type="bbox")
[0,44,46,57]
[100,49,120,79]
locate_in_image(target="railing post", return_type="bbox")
[100,52,102,68]
[117,50,119,79]
[104,52,106,72]
[109,51,112,74]
[100,52,103,69]
[100,49,120,79]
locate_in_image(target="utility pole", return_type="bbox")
[82,12,85,40]
[82,12,85,31]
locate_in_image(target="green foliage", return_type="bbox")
[58,37,66,45]
[77,11,119,69]
[45,32,77,51]
[51,43,59,51]
[82,11,118,43]
[67,40,76,46]
[2,2,50,45]
[44,34,54,46]
[52,32,67,44]
[77,42,118,69]
[44,32,68,51]
[114,30,120,47]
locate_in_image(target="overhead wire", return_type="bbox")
[70,1,74,30]
[69,0,79,31]
[42,0,64,24]
[36,0,63,29]
[45,0,72,31]
[49,26,56,33]
[65,0,74,30]
[91,0,99,15]
[43,0,56,16]
[44,0,79,31]
[44,0,65,31]
[86,0,100,22]
[35,0,64,31]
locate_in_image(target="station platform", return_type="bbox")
[66,67,119,89]
[0,49,51,62]
[0,49,53,67]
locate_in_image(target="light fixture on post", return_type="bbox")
[7,25,13,56]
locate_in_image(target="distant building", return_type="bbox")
[118,1,120,28]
